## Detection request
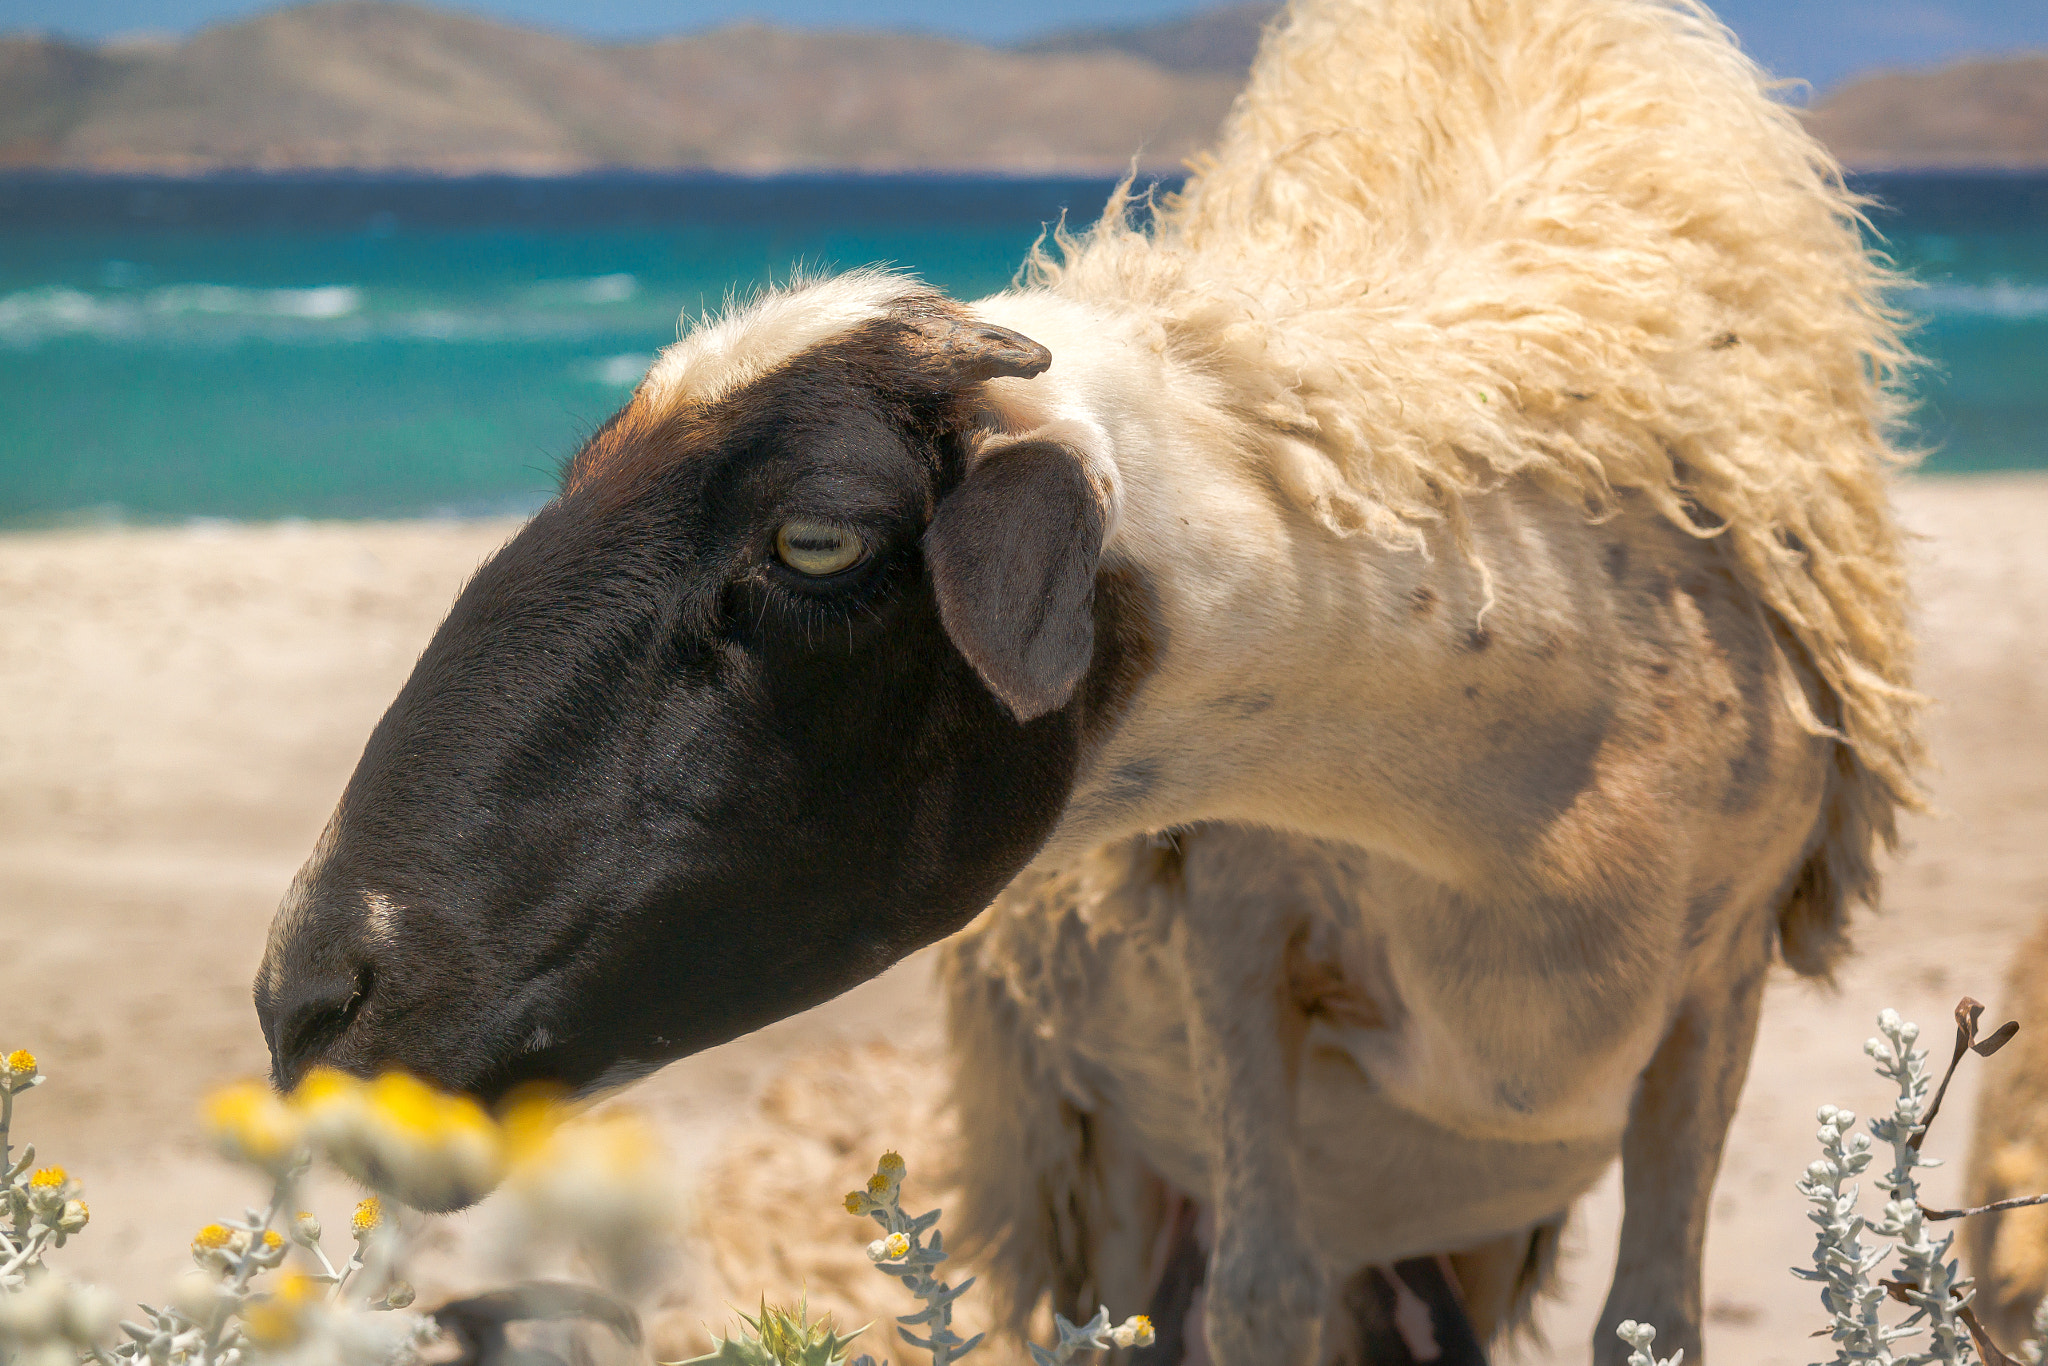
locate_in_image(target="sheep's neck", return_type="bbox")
[981,290,1629,888]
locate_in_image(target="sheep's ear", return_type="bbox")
[926,440,1103,723]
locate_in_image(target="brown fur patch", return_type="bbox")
[1079,565,1163,757]
[1286,931,1391,1031]
[561,297,1024,505]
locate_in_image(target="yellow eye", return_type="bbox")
[774,520,865,577]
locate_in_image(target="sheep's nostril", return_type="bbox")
[273,962,375,1088]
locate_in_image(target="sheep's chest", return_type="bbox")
[951,827,1642,1268]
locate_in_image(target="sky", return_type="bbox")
[3,0,2045,91]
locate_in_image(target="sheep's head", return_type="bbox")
[254,276,1153,1114]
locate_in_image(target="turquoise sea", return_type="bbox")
[1,171,2043,527]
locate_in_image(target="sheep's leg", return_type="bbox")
[1176,877,1326,1366]
[1595,955,1770,1366]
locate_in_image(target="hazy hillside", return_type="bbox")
[1016,1,1277,73]
[0,0,1239,173]
[1805,54,2048,170]
[0,0,2041,173]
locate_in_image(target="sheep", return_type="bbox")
[1964,922,2048,1350]
[255,1,1922,1363]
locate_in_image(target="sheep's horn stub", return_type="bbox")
[900,311,1053,382]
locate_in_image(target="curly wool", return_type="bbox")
[1029,0,1924,972]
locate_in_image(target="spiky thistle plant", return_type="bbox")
[679,1297,865,1366]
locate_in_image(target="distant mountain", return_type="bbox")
[0,0,1240,173]
[1015,2,1277,73]
[1805,54,2048,169]
[0,1,2041,174]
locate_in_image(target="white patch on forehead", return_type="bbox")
[362,890,400,943]
[262,806,344,994]
[638,268,927,413]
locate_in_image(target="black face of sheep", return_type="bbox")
[254,307,1142,1109]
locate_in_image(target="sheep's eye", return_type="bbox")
[774,520,865,577]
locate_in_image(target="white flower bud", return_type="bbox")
[60,1284,116,1345]
[0,1278,65,1341]
[172,1271,226,1323]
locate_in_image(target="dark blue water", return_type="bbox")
[0,170,2040,527]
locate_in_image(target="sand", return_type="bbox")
[4,473,2046,1365]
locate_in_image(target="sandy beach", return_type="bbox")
[4,473,2046,1365]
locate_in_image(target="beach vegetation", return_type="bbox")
[6,1003,2047,1366]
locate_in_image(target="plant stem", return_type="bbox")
[198,1185,291,1366]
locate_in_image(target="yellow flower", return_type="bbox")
[57,1200,89,1236]
[296,1068,504,1212]
[293,1211,322,1245]
[844,1191,867,1215]
[1111,1316,1155,1350]
[866,1172,891,1196]
[497,1082,571,1149]
[241,1300,296,1345]
[351,1196,382,1237]
[503,1108,679,1293]
[882,1232,910,1260]
[25,1165,73,1217]
[291,1067,359,1109]
[203,1080,306,1173]
[242,1273,322,1347]
[877,1151,905,1176]
[3,1049,35,1078]
[191,1223,239,1272]
[262,1230,283,1249]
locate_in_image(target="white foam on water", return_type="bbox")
[532,273,638,305]
[0,286,142,341]
[583,353,651,386]
[149,283,362,319]
[1918,281,2048,320]
[0,283,364,343]
[0,279,663,347]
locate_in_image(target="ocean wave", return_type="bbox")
[150,284,363,319]
[1917,281,2048,320]
[582,353,651,386]
[532,273,638,305]
[0,281,670,347]
[0,283,360,342]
